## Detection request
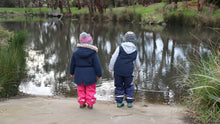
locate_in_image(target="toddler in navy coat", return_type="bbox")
[109,31,140,108]
[70,32,102,109]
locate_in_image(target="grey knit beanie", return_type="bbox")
[125,31,136,43]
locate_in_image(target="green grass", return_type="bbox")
[0,7,87,14]
[0,25,13,43]
[182,47,220,123]
[214,11,220,17]
[0,8,26,13]
[0,31,26,97]
[108,3,165,22]
[135,2,165,14]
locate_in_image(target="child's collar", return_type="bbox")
[77,43,98,53]
[124,41,135,45]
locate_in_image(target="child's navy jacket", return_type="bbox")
[70,44,102,86]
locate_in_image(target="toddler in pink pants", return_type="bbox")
[70,32,102,109]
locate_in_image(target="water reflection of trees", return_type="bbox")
[2,20,218,103]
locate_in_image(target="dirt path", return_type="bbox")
[0,96,188,124]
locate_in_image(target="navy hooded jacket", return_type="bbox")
[70,44,102,86]
[114,46,137,77]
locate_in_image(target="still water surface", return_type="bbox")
[1,19,219,104]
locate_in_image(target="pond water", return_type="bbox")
[1,18,219,104]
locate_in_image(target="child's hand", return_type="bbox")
[109,72,113,75]
[98,77,102,80]
[71,74,74,78]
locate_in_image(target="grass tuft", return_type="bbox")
[182,41,220,123]
[0,31,26,97]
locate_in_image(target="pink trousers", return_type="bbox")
[77,82,96,106]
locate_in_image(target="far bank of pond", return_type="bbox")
[1,2,220,28]
[1,18,219,104]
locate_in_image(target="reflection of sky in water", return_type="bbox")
[95,80,115,101]
[19,49,54,96]
[105,41,111,54]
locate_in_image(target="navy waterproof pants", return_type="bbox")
[114,74,135,103]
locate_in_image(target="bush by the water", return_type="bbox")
[0,32,26,97]
[113,9,142,23]
[164,11,220,27]
[183,47,220,123]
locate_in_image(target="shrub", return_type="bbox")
[0,32,26,97]
[164,11,220,27]
[183,45,220,123]
[118,9,141,23]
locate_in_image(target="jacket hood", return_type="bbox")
[76,44,98,58]
[121,42,137,54]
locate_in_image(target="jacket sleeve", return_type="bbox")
[69,53,76,75]
[109,47,119,72]
[134,53,141,71]
[93,54,102,77]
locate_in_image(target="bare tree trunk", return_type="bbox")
[198,0,204,12]
[22,0,26,11]
[38,0,42,7]
[198,0,201,11]
[65,0,72,14]
[87,0,94,15]
[169,0,172,4]
[54,0,58,9]
[82,0,86,7]
[174,0,178,9]
[17,0,21,8]
[87,0,92,14]
[100,0,104,13]
[142,0,145,6]
[50,0,53,10]
[95,0,104,14]
[46,0,50,8]
[59,0,63,13]
[76,0,81,10]
[128,0,131,6]
[114,0,117,8]
[132,0,135,12]
[208,3,215,15]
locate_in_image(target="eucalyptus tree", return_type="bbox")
[64,0,72,13]
[38,0,42,7]
[95,0,104,14]
[208,0,220,7]
[59,0,63,13]
[141,0,146,6]
[174,0,178,9]
[76,0,81,9]
[114,0,117,7]
[87,0,95,15]
[0,0,30,7]
[198,0,205,12]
